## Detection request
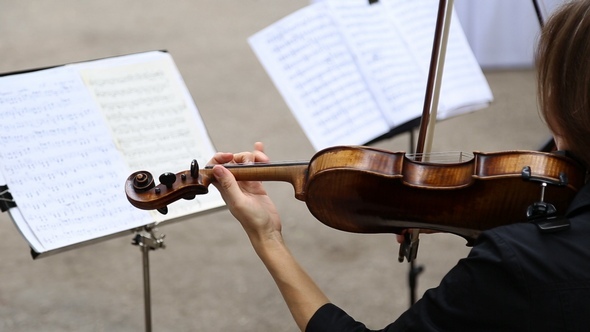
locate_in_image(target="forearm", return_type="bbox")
[251,234,330,331]
[209,147,329,330]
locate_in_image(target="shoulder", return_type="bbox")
[476,179,590,265]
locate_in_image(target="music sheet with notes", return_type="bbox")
[249,0,493,151]
[0,51,224,255]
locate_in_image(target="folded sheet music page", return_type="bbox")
[0,51,223,254]
[381,0,492,119]
[72,52,224,222]
[249,0,493,151]
[248,2,390,150]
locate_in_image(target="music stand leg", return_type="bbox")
[142,243,153,332]
[132,226,166,332]
[408,260,424,305]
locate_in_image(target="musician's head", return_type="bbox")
[536,0,590,168]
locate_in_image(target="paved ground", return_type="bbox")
[0,1,550,331]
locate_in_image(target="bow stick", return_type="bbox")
[398,0,455,263]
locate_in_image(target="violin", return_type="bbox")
[125,145,585,245]
[125,0,582,265]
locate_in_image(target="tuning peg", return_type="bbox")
[183,193,196,200]
[190,159,199,178]
[157,206,168,215]
[159,172,176,189]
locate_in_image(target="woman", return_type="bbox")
[208,1,590,330]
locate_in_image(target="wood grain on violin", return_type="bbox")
[125,146,585,244]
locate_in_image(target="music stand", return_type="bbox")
[0,50,225,332]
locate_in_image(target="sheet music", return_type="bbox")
[0,67,151,252]
[0,51,224,253]
[325,0,427,127]
[72,52,224,222]
[248,2,390,151]
[0,134,42,252]
[249,1,492,150]
[381,0,493,119]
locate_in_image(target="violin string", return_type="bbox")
[207,160,308,169]
[207,153,475,167]
[407,151,474,163]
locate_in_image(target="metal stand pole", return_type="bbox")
[408,260,424,305]
[132,226,166,332]
[142,242,152,332]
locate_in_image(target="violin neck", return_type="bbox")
[203,162,309,200]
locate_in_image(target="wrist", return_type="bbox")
[248,230,285,255]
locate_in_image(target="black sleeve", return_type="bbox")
[306,232,529,332]
[390,231,529,331]
[306,303,385,332]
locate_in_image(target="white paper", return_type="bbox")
[0,51,224,253]
[249,0,493,150]
[325,0,427,127]
[382,0,493,119]
[0,166,5,186]
[0,67,151,252]
[72,52,224,222]
[249,2,390,151]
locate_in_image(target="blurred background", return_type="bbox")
[0,0,560,331]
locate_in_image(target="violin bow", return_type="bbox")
[399,0,552,306]
[398,0,455,264]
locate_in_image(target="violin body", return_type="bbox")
[125,146,585,244]
[304,146,584,243]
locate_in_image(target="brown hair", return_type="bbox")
[536,0,590,168]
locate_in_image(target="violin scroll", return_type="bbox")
[131,172,155,192]
[125,159,210,213]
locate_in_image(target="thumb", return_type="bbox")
[212,165,242,203]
